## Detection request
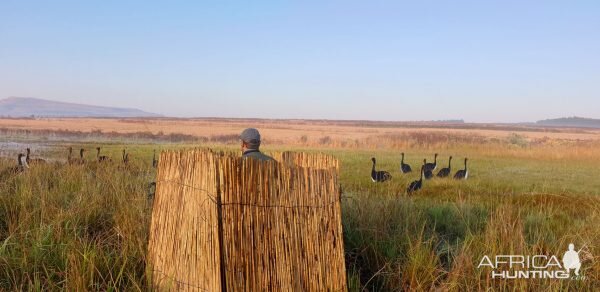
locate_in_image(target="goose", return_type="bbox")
[453,158,468,180]
[436,156,452,178]
[0,153,27,178]
[21,154,29,169]
[148,181,157,199]
[400,152,412,173]
[423,158,434,179]
[77,148,86,164]
[96,147,111,162]
[152,150,158,168]
[122,149,129,164]
[407,161,425,193]
[67,147,75,164]
[26,148,46,164]
[371,157,392,182]
[424,153,438,172]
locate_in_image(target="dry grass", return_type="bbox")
[1,117,599,146]
[0,123,599,291]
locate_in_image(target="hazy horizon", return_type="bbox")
[1,1,599,123]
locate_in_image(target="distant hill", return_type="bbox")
[0,97,161,118]
[536,117,600,129]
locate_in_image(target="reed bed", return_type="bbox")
[1,140,599,291]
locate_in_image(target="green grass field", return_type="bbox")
[1,142,599,290]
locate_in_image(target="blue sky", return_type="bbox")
[1,1,598,122]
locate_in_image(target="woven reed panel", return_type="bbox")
[148,150,222,291]
[148,149,346,291]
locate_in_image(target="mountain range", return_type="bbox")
[1,97,598,129]
[0,97,161,118]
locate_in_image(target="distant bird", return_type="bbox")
[96,147,111,162]
[407,161,425,193]
[148,181,156,199]
[67,147,75,164]
[423,158,434,179]
[424,153,438,172]
[454,158,469,180]
[77,148,86,164]
[400,152,412,173]
[436,156,452,178]
[371,157,392,182]
[26,148,46,165]
[122,149,130,164]
[0,153,27,178]
[152,150,158,168]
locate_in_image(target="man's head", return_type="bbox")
[569,243,575,251]
[240,128,261,151]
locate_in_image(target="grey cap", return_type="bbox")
[240,128,261,148]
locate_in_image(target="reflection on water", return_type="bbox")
[0,141,49,159]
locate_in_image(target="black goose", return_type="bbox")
[371,157,392,182]
[152,150,158,168]
[424,153,438,172]
[122,149,130,164]
[400,152,412,173]
[77,148,86,164]
[96,147,111,162]
[407,161,425,193]
[453,158,468,180]
[0,154,27,178]
[436,156,452,178]
[67,147,75,165]
[423,158,434,179]
[26,148,46,165]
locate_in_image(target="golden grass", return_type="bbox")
[1,124,599,291]
[1,117,599,145]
